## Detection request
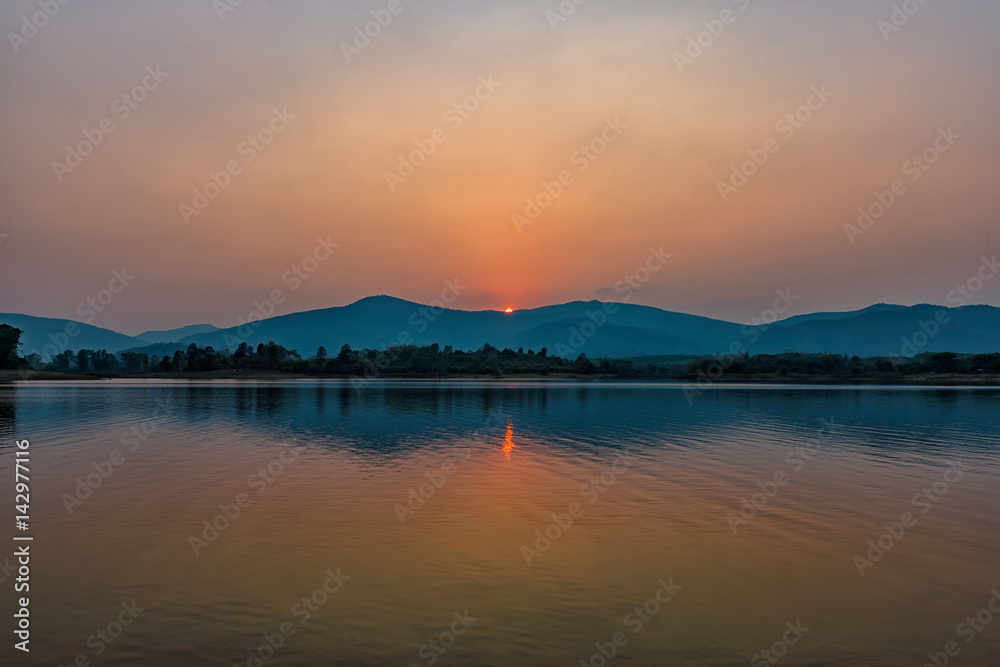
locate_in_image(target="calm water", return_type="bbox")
[1,381,999,666]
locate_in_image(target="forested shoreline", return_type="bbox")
[3,324,999,382]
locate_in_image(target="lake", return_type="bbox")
[1,381,998,666]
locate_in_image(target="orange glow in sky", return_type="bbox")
[3,2,999,333]
[505,308,514,314]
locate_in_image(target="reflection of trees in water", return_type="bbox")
[315,384,327,415]
[209,384,561,431]
[0,385,15,435]
[249,386,290,415]
[116,383,1000,463]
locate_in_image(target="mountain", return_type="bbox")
[3,298,999,361]
[0,313,143,358]
[767,303,907,327]
[135,324,220,344]
[750,304,1000,357]
[119,297,1000,360]
[136,296,747,359]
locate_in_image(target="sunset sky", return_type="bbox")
[1,0,998,334]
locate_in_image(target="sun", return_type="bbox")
[504,307,514,314]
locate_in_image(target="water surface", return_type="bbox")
[1,381,998,666]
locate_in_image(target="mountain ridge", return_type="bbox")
[3,298,998,360]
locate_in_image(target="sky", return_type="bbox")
[1,0,998,335]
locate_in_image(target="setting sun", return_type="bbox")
[505,308,514,314]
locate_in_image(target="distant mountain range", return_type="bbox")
[135,323,220,344]
[3,297,999,361]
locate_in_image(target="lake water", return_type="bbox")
[1,381,999,666]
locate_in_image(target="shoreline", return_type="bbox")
[3,370,999,386]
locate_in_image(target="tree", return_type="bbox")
[76,349,91,372]
[573,354,596,374]
[970,353,1000,373]
[186,343,201,372]
[91,350,118,372]
[234,342,251,363]
[931,352,958,373]
[0,325,23,370]
[121,352,149,373]
[52,350,74,371]
[249,341,298,371]
[316,346,327,362]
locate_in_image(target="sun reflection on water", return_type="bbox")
[503,418,514,459]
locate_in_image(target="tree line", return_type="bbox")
[3,324,998,378]
[4,327,630,376]
[678,351,1000,378]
